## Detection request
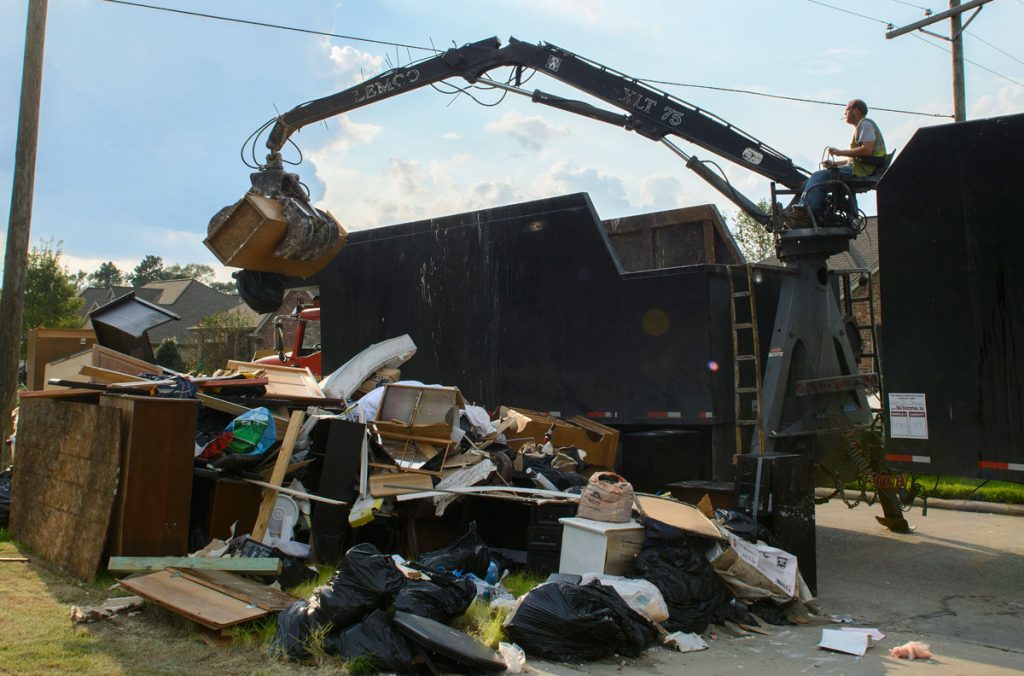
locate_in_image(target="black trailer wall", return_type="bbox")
[878,113,1024,481]
[319,194,784,480]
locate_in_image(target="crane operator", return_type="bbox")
[784,99,887,224]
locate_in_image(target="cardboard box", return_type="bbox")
[503,407,620,467]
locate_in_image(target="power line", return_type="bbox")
[100,0,437,53]
[806,0,893,27]
[911,32,1024,87]
[967,31,1024,68]
[637,78,952,117]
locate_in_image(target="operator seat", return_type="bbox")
[840,151,895,193]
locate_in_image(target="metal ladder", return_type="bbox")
[727,265,766,454]
[837,270,884,418]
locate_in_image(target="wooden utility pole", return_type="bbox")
[1,0,49,466]
[885,0,992,122]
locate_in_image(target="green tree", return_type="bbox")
[129,255,166,286]
[164,262,215,284]
[23,240,84,333]
[730,199,776,262]
[192,310,256,373]
[154,337,187,372]
[88,261,124,288]
[209,280,238,295]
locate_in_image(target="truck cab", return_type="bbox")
[255,305,322,377]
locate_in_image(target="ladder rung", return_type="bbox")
[734,323,753,329]
[732,291,751,298]
[737,387,759,394]
[736,419,759,425]
[736,355,757,361]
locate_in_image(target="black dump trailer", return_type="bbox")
[319,195,787,482]
[878,112,1024,482]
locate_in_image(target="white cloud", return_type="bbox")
[486,111,571,150]
[441,131,463,141]
[307,114,382,164]
[536,159,631,213]
[326,44,385,86]
[640,174,684,211]
[970,85,1024,119]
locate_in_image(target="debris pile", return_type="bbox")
[3,327,855,671]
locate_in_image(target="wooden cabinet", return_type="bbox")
[101,395,198,556]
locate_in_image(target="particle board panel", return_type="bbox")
[42,350,93,391]
[91,345,162,377]
[118,569,269,630]
[10,398,122,580]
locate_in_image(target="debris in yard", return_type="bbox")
[819,627,872,656]
[664,631,709,653]
[106,556,281,576]
[890,640,933,659]
[576,472,635,523]
[393,610,508,673]
[503,580,658,662]
[70,595,145,623]
[498,641,526,673]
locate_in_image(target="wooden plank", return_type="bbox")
[242,478,347,506]
[18,388,102,402]
[170,568,298,612]
[107,556,282,575]
[42,350,93,391]
[10,399,121,580]
[118,569,269,630]
[196,393,288,440]
[79,365,148,384]
[226,360,324,399]
[251,410,305,541]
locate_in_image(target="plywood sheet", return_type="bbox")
[171,568,298,612]
[10,399,121,580]
[91,345,161,377]
[43,350,93,391]
[118,569,269,629]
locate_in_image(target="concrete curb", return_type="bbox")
[814,487,1024,517]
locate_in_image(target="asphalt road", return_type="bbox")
[530,499,1024,675]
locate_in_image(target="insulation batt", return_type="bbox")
[889,641,932,659]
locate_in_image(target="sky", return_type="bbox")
[1,0,1022,284]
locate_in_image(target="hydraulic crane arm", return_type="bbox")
[259,36,811,225]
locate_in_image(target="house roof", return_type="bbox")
[77,278,243,344]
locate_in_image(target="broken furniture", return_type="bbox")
[557,517,644,576]
[503,407,620,468]
[373,384,462,465]
[87,292,179,364]
[102,395,198,557]
[25,327,96,391]
[204,192,346,277]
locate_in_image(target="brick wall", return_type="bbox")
[254,289,316,350]
[849,271,882,374]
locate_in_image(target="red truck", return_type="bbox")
[254,305,322,378]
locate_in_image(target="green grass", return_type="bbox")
[0,527,10,543]
[846,475,1024,504]
[502,570,546,598]
[451,600,509,649]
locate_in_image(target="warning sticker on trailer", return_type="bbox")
[889,393,929,439]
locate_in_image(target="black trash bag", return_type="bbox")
[416,523,490,578]
[635,537,720,634]
[272,600,315,661]
[504,581,657,662]
[522,455,587,491]
[393,572,476,622]
[0,468,11,529]
[712,508,775,545]
[315,543,407,630]
[748,598,795,626]
[234,269,285,314]
[326,609,416,672]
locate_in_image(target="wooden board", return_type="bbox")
[118,569,269,630]
[369,471,435,497]
[10,398,122,580]
[107,556,282,575]
[170,568,298,612]
[91,345,162,377]
[79,365,149,384]
[27,328,96,390]
[252,410,305,542]
[226,360,324,399]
